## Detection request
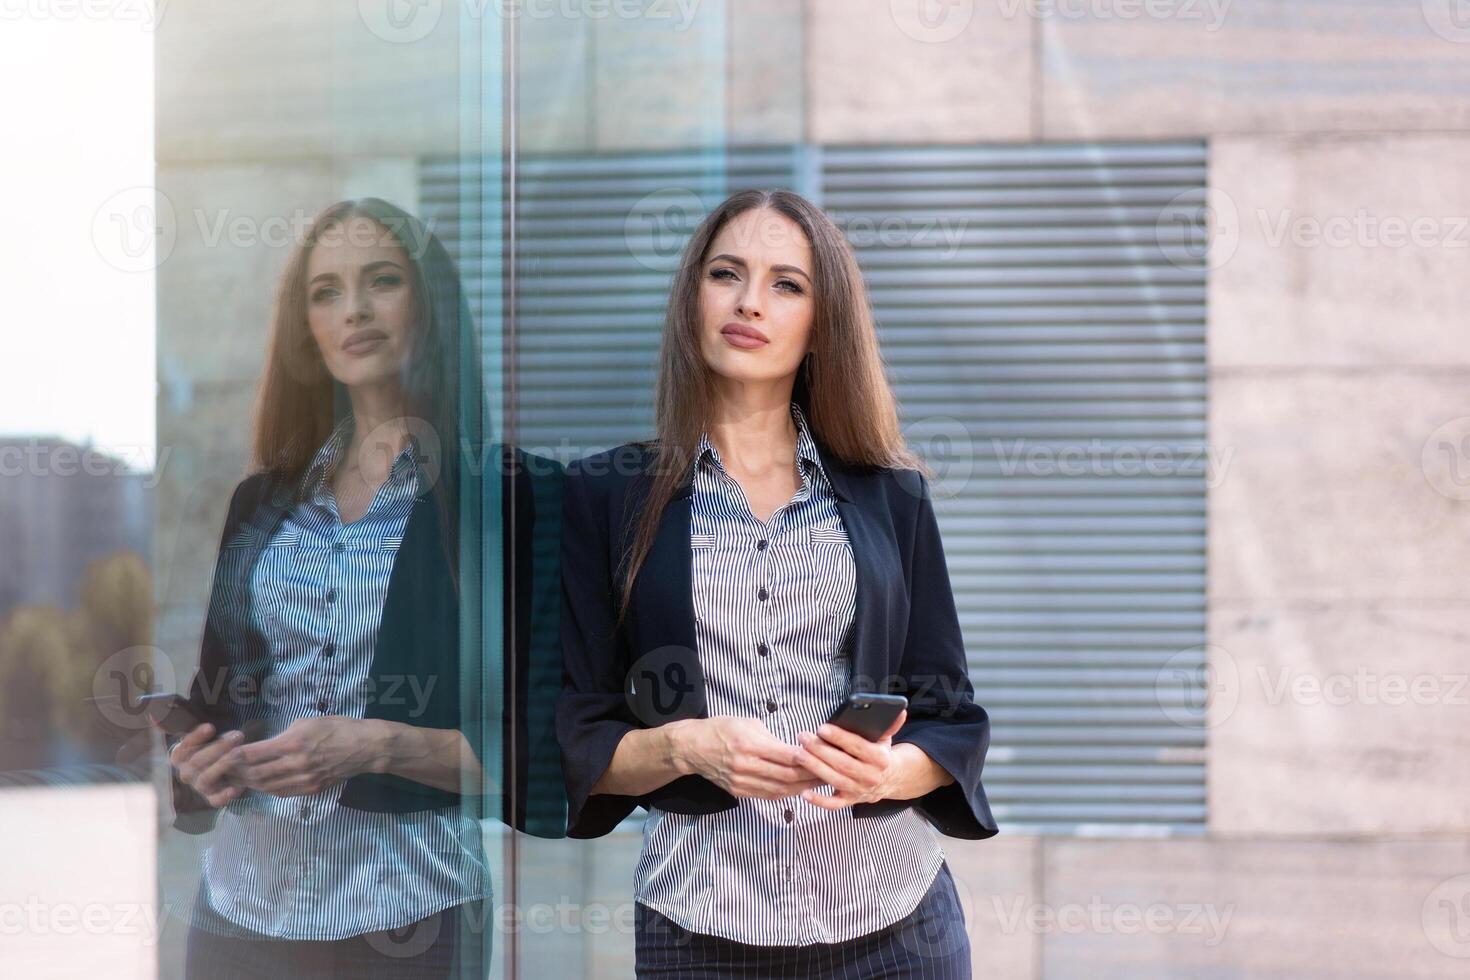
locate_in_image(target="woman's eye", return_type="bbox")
[373,274,402,287]
[311,287,338,302]
[710,268,737,281]
[776,279,803,294]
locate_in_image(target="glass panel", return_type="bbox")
[146,5,505,977]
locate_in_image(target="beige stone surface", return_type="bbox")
[156,0,465,163]
[591,7,729,151]
[1208,372,1470,603]
[512,829,640,977]
[518,9,595,153]
[1041,2,1470,140]
[517,0,804,153]
[1210,134,1470,368]
[727,0,805,146]
[1042,838,1470,978]
[807,0,1033,144]
[1208,603,1470,836]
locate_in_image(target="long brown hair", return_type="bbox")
[612,188,930,632]
[250,197,479,589]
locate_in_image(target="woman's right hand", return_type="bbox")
[161,722,246,808]
[670,717,825,800]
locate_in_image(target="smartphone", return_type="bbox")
[826,693,908,741]
[138,693,211,736]
[140,695,273,745]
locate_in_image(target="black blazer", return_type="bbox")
[555,430,999,841]
[171,445,566,838]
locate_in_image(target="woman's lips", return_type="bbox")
[343,331,388,355]
[721,324,769,349]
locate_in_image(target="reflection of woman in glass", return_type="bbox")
[557,189,997,978]
[163,198,490,978]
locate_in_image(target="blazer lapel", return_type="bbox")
[625,456,708,722]
[814,442,898,697]
[833,491,895,696]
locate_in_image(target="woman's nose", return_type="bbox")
[346,291,373,324]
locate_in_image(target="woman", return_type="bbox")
[161,198,496,978]
[556,189,998,977]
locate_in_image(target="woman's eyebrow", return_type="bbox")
[707,253,811,282]
[308,260,406,286]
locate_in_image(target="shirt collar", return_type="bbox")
[301,415,422,501]
[694,401,832,492]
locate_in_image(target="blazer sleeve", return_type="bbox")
[852,470,999,840]
[553,461,642,838]
[501,447,569,838]
[169,476,256,835]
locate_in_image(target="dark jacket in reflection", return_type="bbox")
[171,445,566,838]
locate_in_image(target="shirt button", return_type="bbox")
[333,541,345,553]
[758,587,768,602]
[757,643,769,657]
[765,699,777,713]
[317,699,329,713]
[784,808,794,823]
[756,539,767,551]
[325,588,337,603]
[322,642,335,658]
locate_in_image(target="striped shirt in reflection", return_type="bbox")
[201,415,489,940]
[633,401,945,946]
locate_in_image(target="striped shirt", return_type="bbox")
[200,415,489,940]
[633,401,945,946]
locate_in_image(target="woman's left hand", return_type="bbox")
[228,717,384,798]
[793,709,907,809]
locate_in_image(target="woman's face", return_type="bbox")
[305,214,416,388]
[698,207,815,386]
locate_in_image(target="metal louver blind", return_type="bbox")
[420,141,1209,837]
[819,143,1208,837]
